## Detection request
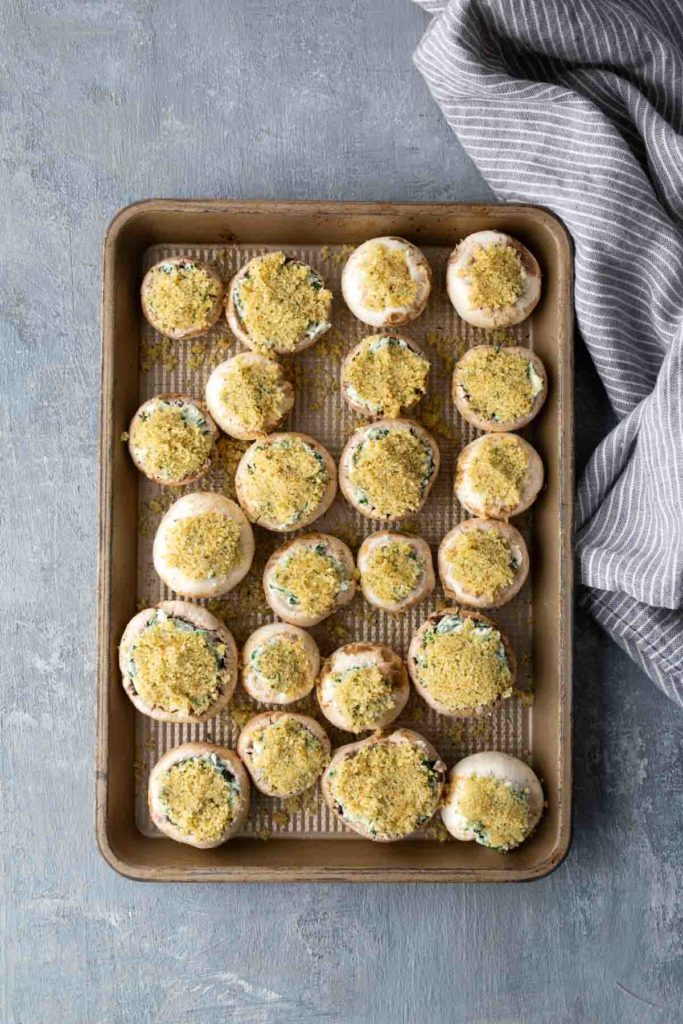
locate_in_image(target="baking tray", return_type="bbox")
[97,199,573,881]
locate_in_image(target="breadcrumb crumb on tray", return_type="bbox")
[134,242,535,841]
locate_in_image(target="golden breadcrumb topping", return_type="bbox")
[130,402,213,482]
[459,348,538,423]
[248,717,327,795]
[360,244,418,311]
[272,547,343,615]
[466,244,524,310]
[351,429,433,517]
[345,337,429,416]
[131,615,224,715]
[242,438,328,525]
[253,636,310,697]
[444,528,515,599]
[468,436,530,508]
[331,665,395,729]
[145,262,221,333]
[457,774,531,850]
[160,758,236,841]
[165,511,241,580]
[329,741,439,837]
[415,616,512,712]
[235,252,331,351]
[219,357,287,432]
[363,540,424,603]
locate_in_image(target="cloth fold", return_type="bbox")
[413,0,683,705]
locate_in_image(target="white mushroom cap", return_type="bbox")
[452,345,548,432]
[340,333,430,418]
[316,642,410,732]
[241,622,320,704]
[441,751,544,847]
[446,231,541,328]
[339,418,440,521]
[357,531,435,611]
[321,729,446,842]
[148,742,250,848]
[119,601,238,723]
[141,257,225,340]
[235,432,337,532]
[226,254,332,355]
[236,712,331,797]
[152,491,254,598]
[437,518,529,609]
[205,352,294,440]
[263,532,356,627]
[127,394,219,486]
[407,606,516,718]
[455,433,544,520]
[341,237,431,327]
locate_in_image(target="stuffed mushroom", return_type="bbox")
[341,237,431,327]
[152,491,254,598]
[119,601,238,723]
[438,519,529,609]
[241,622,320,704]
[452,345,547,432]
[227,251,332,355]
[446,231,541,329]
[148,742,250,848]
[263,532,356,627]
[322,729,446,841]
[340,334,430,418]
[205,352,294,440]
[408,607,516,718]
[441,751,544,851]
[237,712,331,798]
[357,531,435,612]
[127,394,219,486]
[235,432,337,532]
[141,257,224,340]
[316,642,410,733]
[455,433,544,521]
[339,419,440,520]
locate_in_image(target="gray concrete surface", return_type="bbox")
[2,1,682,1022]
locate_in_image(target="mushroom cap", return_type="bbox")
[437,518,529,609]
[235,431,337,532]
[141,257,224,340]
[446,231,541,329]
[152,491,255,598]
[119,601,238,723]
[452,345,548,432]
[148,742,250,848]
[340,333,429,418]
[316,642,410,732]
[341,237,432,328]
[407,606,516,718]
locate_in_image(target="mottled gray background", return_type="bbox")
[2,2,682,1022]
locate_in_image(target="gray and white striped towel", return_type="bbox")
[413,0,683,706]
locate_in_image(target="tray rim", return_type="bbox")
[97,197,574,883]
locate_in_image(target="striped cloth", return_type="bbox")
[413,0,683,706]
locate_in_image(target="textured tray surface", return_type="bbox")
[133,241,534,841]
